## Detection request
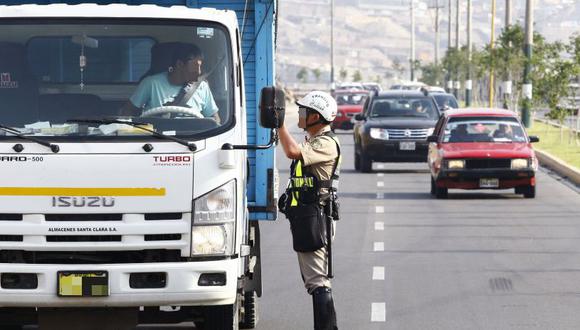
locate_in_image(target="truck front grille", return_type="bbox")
[0,212,192,263]
[0,249,183,264]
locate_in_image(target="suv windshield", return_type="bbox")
[335,93,368,106]
[443,117,527,143]
[433,94,459,109]
[369,97,438,120]
[0,19,233,138]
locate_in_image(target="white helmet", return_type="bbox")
[296,91,338,122]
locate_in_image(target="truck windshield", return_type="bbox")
[0,19,233,138]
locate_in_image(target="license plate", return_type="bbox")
[58,271,109,297]
[399,142,416,151]
[479,178,499,188]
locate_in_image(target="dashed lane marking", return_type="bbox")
[372,267,385,280]
[373,242,384,252]
[377,173,384,177]
[375,206,384,213]
[377,181,384,187]
[371,302,386,322]
[375,222,384,231]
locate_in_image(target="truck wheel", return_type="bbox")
[360,152,372,173]
[201,301,239,330]
[523,185,536,199]
[239,291,258,329]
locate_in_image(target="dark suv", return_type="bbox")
[353,91,441,172]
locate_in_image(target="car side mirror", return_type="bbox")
[354,113,365,121]
[529,135,540,143]
[427,135,439,143]
[259,86,285,129]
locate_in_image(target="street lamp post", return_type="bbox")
[522,0,534,127]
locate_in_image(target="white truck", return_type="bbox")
[0,2,282,329]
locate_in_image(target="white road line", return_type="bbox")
[375,222,384,231]
[373,242,384,252]
[376,192,384,199]
[377,181,384,187]
[375,206,384,214]
[371,302,386,322]
[377,173,384,177]
[372,267,385,280]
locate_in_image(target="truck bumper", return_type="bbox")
[0,259,239,307]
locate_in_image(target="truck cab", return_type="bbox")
[0,3,278,329]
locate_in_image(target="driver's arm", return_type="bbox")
[211,113,221,124]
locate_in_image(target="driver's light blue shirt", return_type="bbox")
[130,72,219,117]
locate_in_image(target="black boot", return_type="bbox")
[311,287,337,330]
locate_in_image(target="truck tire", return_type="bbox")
[360,152,372,173]
[239,291,258,329]
[201,301,239,330]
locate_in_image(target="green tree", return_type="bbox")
[296,67,308,84]
[311,68,322,82]
[420,62,445,86]
[352,70,363,82]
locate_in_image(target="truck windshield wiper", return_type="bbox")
[67,118,197,151]
[0,124,60,153]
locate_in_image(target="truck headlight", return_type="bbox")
[192,180,236,256]
[370,128,389,140]
[447,159,465,169]
[511,158,529,169]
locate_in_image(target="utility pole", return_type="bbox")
[522,0,534,127]
[489,0,497,107]
[429,0,444,66]
[466,0,472,106]
[503,0,513,109]
[410,0,416,82]
[453,0,460,98]
[446,0,452,92]
[330,0,335,90]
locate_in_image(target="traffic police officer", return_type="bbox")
[278,91,340,330]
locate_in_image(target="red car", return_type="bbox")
[332,90,369,130]
[427,108,540,199]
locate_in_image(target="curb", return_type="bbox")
[535,149,580,186]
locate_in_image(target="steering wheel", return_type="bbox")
[141,106,204,119]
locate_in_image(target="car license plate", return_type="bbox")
[479,178,499,188]
[399,142,416,151]
[58,271,109,297]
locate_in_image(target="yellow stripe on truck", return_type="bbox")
[0,187,166,196]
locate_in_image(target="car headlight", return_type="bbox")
[447,159,465,169]
[427,128,435,136]
[192,180,236,256]
[370,128,389,140]
[511,158,529,169]
[337,111,344,117]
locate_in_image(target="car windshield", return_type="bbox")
[433,94,459,109]
[443,117,527,143]
[0,19,233,138]
[369,97,438,119]
[335,93,367,106]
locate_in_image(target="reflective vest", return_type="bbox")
[288,133,341,208]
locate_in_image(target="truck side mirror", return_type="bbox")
[259,86,285,129]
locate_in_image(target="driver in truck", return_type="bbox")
[120,43,221,123]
